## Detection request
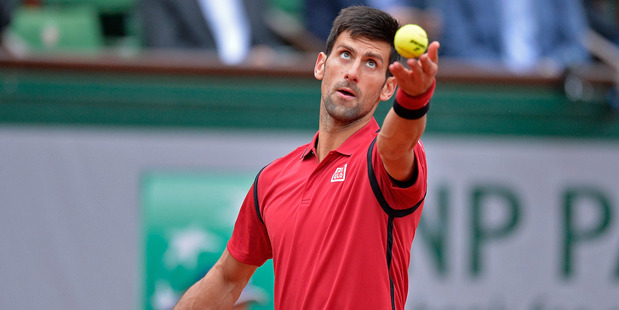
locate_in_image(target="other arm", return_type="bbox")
[173,248,258,310]
[377,41,439,182]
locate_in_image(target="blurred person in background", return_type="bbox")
[304,0,442,48]
[583,0,619,45]
[0,0,15,55]
[138,0,286,65]
[303,0,366,43]
[438,0,590,75]
[367,0,442,43]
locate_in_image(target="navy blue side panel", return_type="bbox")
[253,165,269,225]
[387,216,396,310]
[366,137,426,310]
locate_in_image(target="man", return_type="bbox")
[174,5,439,310]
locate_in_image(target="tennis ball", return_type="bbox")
[394,24,428,58]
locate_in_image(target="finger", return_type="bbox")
[416,42,439,76]
[407,58,424,77]
[427,41,440,64]
[406,58,419,68]
[419,54,438,76]
[389,61,402,73]
[388,61,402,77]
[389,61,411,81]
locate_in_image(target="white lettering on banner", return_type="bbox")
[405,138,619,310]
[2,127,618,310]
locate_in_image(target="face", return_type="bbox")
[314,31,396,127]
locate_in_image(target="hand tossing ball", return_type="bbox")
[394,24,428,59]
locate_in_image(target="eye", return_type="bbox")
[366,59,377,69]
[340,51,351,60]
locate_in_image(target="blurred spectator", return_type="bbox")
[303,0,366,43]
[138,0,285,65]
[0,0,13,55]
[366,0,442,41]
[583,0,619,45]
[0,1,9,29]
[439,0,590,74]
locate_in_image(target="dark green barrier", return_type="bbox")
[1,57,617,138]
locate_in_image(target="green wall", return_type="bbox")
[1,67,618,138]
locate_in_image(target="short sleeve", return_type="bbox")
[227,182,273,266]
[372,140,428,210]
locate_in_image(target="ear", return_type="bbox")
[314,52,327,80]
[379,76,397,102]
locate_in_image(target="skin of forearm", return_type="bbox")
[379,112,425,155]
[173,265,241,310]
[377,110,426,181]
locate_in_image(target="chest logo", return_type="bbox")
[331,164,347,183]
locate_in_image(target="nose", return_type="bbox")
[344,62,360,83]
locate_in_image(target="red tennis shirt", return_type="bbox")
[228,118,427,310]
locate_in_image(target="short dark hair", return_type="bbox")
[325,6,401,75]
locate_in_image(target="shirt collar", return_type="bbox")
[301,118,379,159]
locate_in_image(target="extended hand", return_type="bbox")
[389,41,439,97]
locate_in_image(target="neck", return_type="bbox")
[316,117,370,162]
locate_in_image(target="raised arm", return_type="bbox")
[377,41,439,182]
[173,248,258,310]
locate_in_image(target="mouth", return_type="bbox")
[337,87,356,98]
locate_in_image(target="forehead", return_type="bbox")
[332,31,392,60]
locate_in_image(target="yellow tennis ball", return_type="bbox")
[394,24,428,58]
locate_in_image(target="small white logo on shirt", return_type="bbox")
[331,164,347,182]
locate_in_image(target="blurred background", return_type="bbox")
[1,0,618,309]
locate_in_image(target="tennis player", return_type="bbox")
[174,5,439,310]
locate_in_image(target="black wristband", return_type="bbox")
[393,99,430,120]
